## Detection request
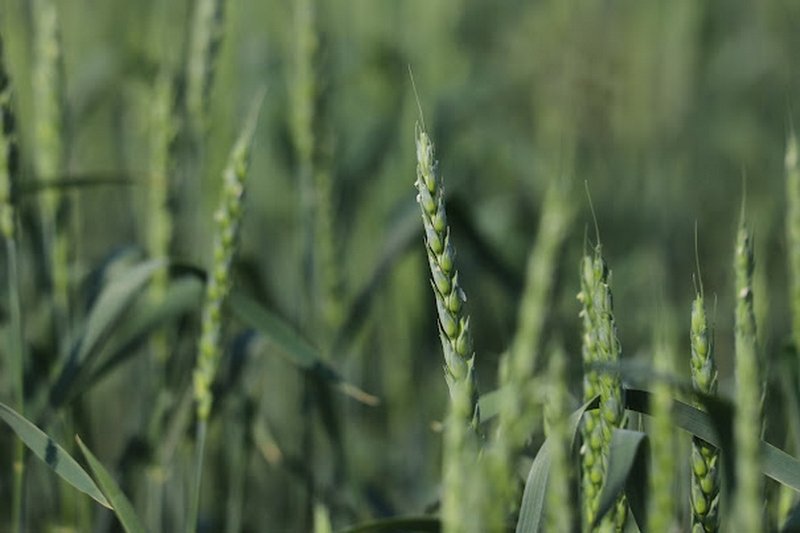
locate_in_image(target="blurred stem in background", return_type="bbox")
[1,31,26,533]
[32,0,69,345]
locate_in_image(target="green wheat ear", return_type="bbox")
[578,242,627,531]
[414,123,485,533]
[689,240,720,532]
[193,92,264,421]
[414,123,479,428]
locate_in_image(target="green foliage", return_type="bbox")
[1,2,800,531]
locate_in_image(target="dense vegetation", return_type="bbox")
[1,1,800,531]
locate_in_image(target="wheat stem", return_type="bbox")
[733,215,763,532]
[188,93,263,532]
[0,32,25,533]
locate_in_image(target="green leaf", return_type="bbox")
[593,429,650,529]
[86,276,204,387]
[76,436,146,533]
[336,516,440,533]
[50,259,165,408]
[0,401,109,508]
[229,290,379,406]
[625,389,800,492]
[516,396,599,533]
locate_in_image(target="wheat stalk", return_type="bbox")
[188,92,263,533]
[490,178,573,520]
[545,342,574,533]
[787,131,800,360]
[649,320,677,532]
[186,0,226,134]
[733,213,763,532]
[32,0,70,337]
[0,31,26,533]
[414,124,483,532]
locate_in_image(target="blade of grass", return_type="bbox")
[0,401,109,508]
[75,436,147,533]
[593,429,650,529]
[49,259,165,409]
[515,395,599,533]
[230,290,379,405]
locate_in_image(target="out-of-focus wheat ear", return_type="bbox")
[147,71,178,365]
[733,211,763,532]
[185,0,226,135]
[32,0,70,338]
[0,30,26,533]
[649,317,677,532]
[491,177,574,519]
[545,342,574,533]
[187,91,263,533]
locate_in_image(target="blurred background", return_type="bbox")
[0,0,799,530]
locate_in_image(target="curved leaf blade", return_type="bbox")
[593,429,650,529]
[76,436,146,533]
[625,389,800,492]
[0,402,109,508]
[516,396,599,533]
[230,290,379,406]
[50,259,165,408]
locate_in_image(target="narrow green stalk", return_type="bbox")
[787,130,800,358]
[1,32,25,533]
[491,179,574,519]
[649,320,677,532]
[414,124,481,533]
[186,0,226,135]
[578,244,626,531]
[32,0,69,340]
[782,129,800,529]
[144,72,177,533]
[545,343,574,533]
[733,216,763,532]
[689,276,720,532]
[188,94,262,532]
[147,72,176,328]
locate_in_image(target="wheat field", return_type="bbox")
[1,1,800,532]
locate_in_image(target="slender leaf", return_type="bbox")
[230,290,379,406]
[593,429,650,529]
[626,389,800,491]
[337,516,440,533]
[76,436,146,533]
[516,396,599,533]
[87,276,204,387]
[50,259,165,408]
[0,402,109,508]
